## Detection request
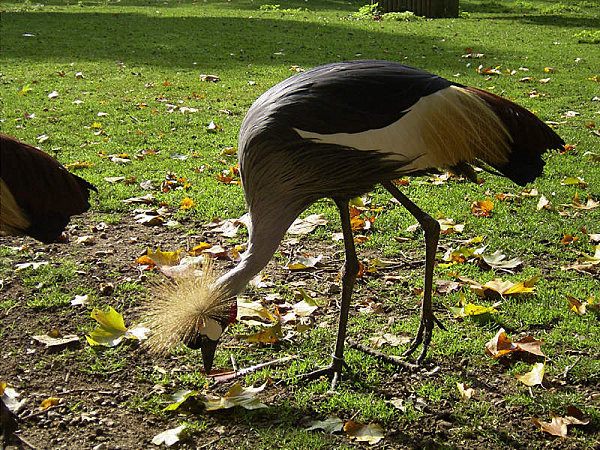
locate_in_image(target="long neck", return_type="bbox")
[214,205,302,297]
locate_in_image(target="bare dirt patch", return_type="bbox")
[1,213,597,449]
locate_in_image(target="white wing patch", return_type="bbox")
[294,85,512,172]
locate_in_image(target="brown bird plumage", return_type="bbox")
[1,133,97,243]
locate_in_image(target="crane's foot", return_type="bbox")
[402,312,446,364]
[296,356,349,390]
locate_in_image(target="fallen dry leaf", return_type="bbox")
[561,192,599,210]
[123,193,155,205]
[566,295,597,316]
[239,321,283,344]
[435,279,460,294]
[457,275,538,299]
[236,299,276,325]
[438,216,464,234]
[515,361,545,386]
[485,328,545,358]
[287,214,327,235]
[287,254,322,271]
[33,330,80,350]
[532,407,589,437]
[203,382,268,411]
[344,421,385,445]
[180,197,195,210]
[40,397,61,410]
[151,425,187,447]
[561,234,579,245]
[201,245,229,259]
[306,417,345,433]
[448,294,498,319]
[86,307,148,347]
[146,247,182,267]
[481,250,523,272]
[368,332,411,348]
[563,245,600,272]
[457,382,475,401]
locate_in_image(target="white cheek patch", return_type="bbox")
[199,318,223,341]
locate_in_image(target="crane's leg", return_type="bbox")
[382,180,441,364]
[301,198,359,389]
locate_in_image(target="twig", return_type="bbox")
[211,356,297,382]
[14,434,38,450]
[230,354,238,372]
[563,355,583,381]
[346,339,419,371]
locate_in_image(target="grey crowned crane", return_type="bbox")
[0,133,97,243]
[146,60,564,387]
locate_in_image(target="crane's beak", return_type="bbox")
[200,339,219,374]
[185,335,219,374]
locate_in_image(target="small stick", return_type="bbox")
[347,338,419,371]
[212,356,297,382]
[563,355,583,381]
[230,354,238,372]
[15,434,38,450]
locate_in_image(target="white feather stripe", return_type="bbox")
[0,179,31,235]
[294,85,512,172]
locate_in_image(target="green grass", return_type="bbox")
[1,0,599,447]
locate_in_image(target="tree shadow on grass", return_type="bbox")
[2,9,549,76]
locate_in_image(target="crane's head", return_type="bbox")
[145,261,236,374]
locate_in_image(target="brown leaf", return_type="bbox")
[485,328,545,358]
[567,295,597,315]
[459,275,538,299]
[561,234,578,245]
[435,279,460,294]
[532,407,589,437]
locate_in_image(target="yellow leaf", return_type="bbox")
[40,397,60,410]
[567,295,596,315]
[180,197,195,210]
[236,299,277,324]
[189,242,212,256]
[135,254,156,267]
[18,84,33,95]
[567,296,586,315]
[146,247,182,267]
[515,361,545,386]
[65,161,93,169]
[241,321,282,344]
[86,307,129,347]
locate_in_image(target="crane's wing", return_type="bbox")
[243,60,563,185]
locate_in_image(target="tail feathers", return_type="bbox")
[465,87,564,186]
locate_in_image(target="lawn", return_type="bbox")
[1,0,599,448]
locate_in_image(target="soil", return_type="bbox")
[0,213,597,449]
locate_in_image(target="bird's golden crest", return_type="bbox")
[143,260,231,355]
